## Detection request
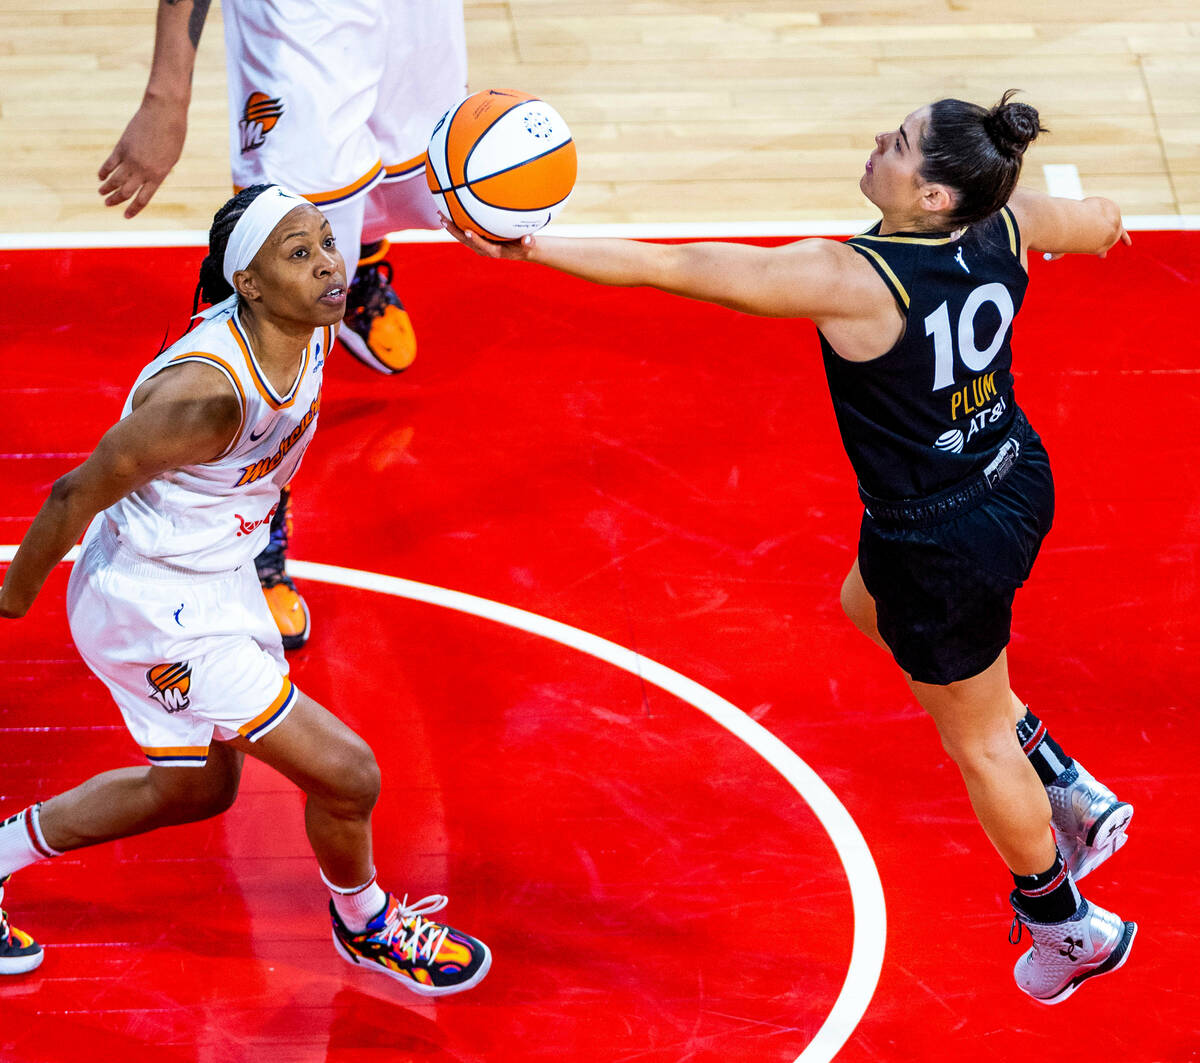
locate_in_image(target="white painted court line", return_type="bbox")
[291,560,887,1063]
[1043,164,1085,200]
[4,213,1199,250]
[2,545,886,1062]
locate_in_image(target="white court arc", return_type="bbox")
[2,546,887,1063]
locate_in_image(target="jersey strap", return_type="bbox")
[997,205,1020,256]
[847,241,911,310]
[165,352,248,461]
[846,224,973,312]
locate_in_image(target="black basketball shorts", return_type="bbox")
[857,430,1055,686]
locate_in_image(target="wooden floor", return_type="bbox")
[1,2,1199,233]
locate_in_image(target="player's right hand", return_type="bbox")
[438,214,536,261]
[98,96,188,219]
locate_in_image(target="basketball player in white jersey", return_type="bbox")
[97,0,469,649]
[0,185,490,995]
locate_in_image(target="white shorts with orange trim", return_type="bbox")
[223,0,467,208]
[66,523,296,768]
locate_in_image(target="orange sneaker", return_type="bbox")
[261,578,310,651]
[340,240,417,374]
[254,486,310,651]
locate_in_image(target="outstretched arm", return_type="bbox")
[0,363,239,618]
[97,0,213,218]
[442,217,859,322]
[1008,187,1130,263]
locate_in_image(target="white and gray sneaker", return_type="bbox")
[1048,762,1133,880]
[1010,897,1136,1004]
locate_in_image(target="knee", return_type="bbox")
[197,770,242,818]
[151,766,241,826]
[937,727,1020,776]
[318,733,381,817]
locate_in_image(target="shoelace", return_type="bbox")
[350,261,396,318]
[381,894,452,965]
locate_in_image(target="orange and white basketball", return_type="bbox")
[425,89,577,242]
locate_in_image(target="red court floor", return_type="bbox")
[1,231,1198,1061]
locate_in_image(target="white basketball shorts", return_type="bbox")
[224,0,468,207]
[66,522,296,768]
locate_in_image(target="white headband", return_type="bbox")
[222,185,311,285]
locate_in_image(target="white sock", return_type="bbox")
[0,804,61,879]
[322,867,388,933]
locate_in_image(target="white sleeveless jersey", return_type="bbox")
[98,304,331,573]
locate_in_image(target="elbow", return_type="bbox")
[48,472,78,507]
[47,467,103,523]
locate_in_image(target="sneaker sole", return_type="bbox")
[1030,920,1138,1006]
[280,615,310,652]
[0,949,44,975]
[337,329,413,375]
[1086,801,1133,849]
[331,929,492,997]
[1071,804,1134,881]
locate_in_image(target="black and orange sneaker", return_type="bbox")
[0,875,43,975]
[330,892,491,997]
[339,240,418,374]
[254,486,310,651]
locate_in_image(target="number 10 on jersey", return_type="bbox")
[925,282,1015,392]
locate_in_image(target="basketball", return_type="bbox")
[425,89,577,242]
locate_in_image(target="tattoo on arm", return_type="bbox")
[164,0,212,50]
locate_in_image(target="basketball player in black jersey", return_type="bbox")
[444,91,1136,1004]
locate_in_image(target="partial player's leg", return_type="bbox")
[910,652,1055,873]
[225,689,491,996]
[254,485,310,650]
[911,653,1135,1002]
[840,558,1131,878]
[223,689,378,885]
[844,552,1137,1001]
[36,741,245,850]
[302,192,409,377]
[0,743,246,975]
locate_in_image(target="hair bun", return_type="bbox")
[985,90,1042,157]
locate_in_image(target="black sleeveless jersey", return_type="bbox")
[818,207,1027,500]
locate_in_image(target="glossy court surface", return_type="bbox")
[1,233,1198,1061]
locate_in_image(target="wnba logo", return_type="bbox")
[147,662,193,714]
[239,92,284,154]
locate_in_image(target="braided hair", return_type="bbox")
[192,183,274,315]
[919,89,1045,228]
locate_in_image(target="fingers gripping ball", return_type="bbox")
[426,89,577,242]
